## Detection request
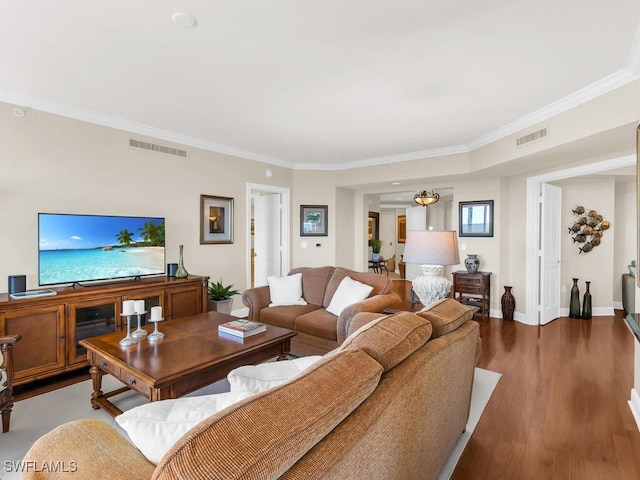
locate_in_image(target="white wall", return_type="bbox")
[0,102,293,312]
[379,210,396,265]
[291,170,337,268]
[614,178,637,305]
[2,78,639,320]
[335,187,356,270]
[553,177,616,312]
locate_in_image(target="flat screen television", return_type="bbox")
[38,213,166,286]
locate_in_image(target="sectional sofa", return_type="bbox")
[23,298,480,480]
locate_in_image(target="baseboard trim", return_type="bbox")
[509,306,617,326]
[629,388,640,432]
[559,306,615,317]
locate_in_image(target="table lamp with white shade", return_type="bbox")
[402,230,460,306]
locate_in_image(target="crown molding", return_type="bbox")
[466,68,639,151]
[2,56,638,172]
[300,67,640,170]
[292,144,470,171]
[0,89,295,169]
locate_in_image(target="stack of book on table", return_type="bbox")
[218,319,266,338]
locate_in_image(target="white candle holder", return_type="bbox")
[119,314,139,347]
[147,317,165,341]
[131,311,148,339]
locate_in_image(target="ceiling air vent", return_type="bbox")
[129,139,187,157]
[516,127,548,147]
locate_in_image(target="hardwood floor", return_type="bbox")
[452,311,640,480]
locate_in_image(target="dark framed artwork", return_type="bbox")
[459,200,494,237]
[368,211,379,243]
[300,205,328,236]
[397,215,407,243]
[200,194,234,244]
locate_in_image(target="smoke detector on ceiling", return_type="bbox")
[172,12,197,28]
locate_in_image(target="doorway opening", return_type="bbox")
[246,183,290,289]
[525,154,636,325]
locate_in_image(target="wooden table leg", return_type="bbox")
[276,339,291,361]
[89,365,104,410]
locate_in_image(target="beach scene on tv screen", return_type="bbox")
[39,214,165,285]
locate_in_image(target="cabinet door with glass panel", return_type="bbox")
[122,290,163,330]
[66,296,120,366]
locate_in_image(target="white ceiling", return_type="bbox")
[1,1,639,170]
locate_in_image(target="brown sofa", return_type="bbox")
[242,266,400,355]
[23,299,479,480]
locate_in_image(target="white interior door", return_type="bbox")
[540,183,562,325]
[253,193,282,287]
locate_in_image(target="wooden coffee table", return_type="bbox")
[79,311,296,417]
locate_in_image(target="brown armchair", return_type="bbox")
[1,334,21,433]
[383,254,396,273]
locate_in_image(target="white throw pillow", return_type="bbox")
[228,356,323,394]
[115,391,254,464]
[268,273,307,306]
[326,276,374,316]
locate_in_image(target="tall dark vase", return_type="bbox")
[501,286,515,321]
[582,281,592,320]
[569,278,581,318]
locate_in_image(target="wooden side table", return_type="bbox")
[452,271,491,318]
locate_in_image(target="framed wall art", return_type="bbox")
[459,200,494,237]
[300,205,328,236]
[368,211,379,243]
[200,194,234,244]
[397,215,407,243]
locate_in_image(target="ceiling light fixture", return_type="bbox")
[413,190,439,207]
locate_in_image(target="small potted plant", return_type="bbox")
[208,279,240,315]
[370,238,383,262]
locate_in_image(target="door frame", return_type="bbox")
[525,154,635,325]
[246,183,291,290]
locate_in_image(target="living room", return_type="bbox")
[1,95,636,322]
[1,2,640,478]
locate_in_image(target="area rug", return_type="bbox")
[0,368,500,480]
[437,367,502,479]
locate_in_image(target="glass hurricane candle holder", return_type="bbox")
[131,311,148,339]
[119,314,139,347]
[147,317,165,341]
[147,306,164,341]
